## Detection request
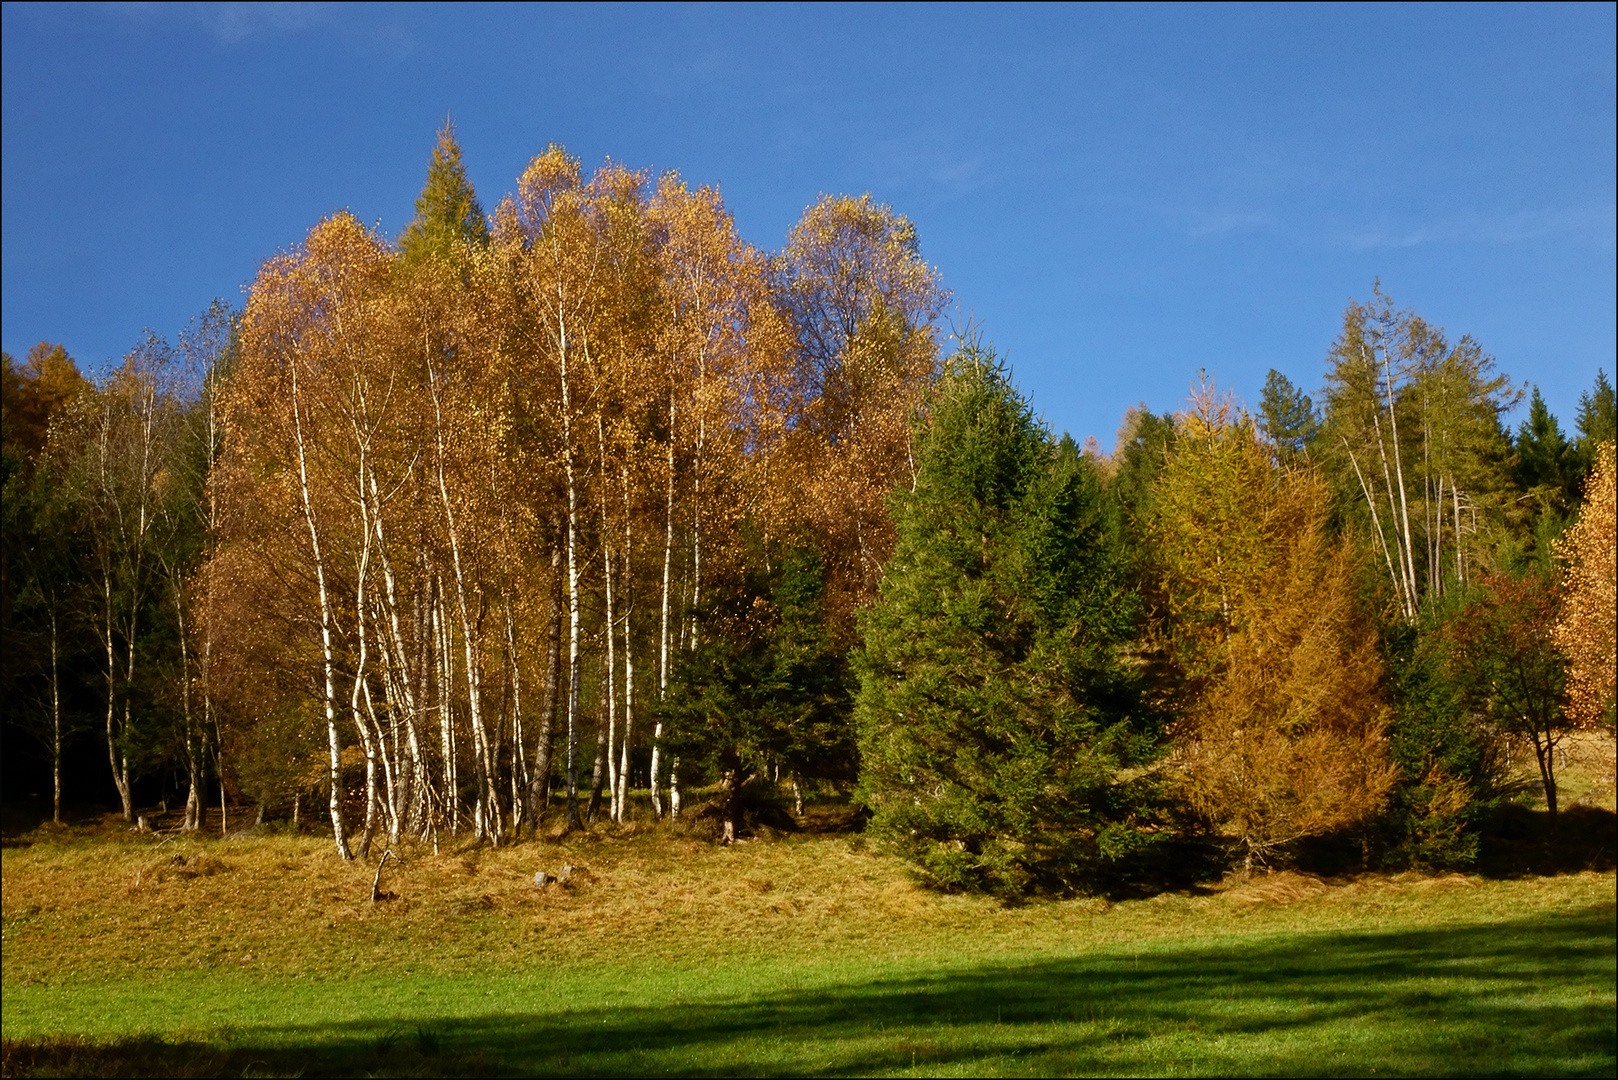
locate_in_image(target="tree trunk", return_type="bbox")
[291,361,353,860]
[1451,482,1465,586]
[1379,343,1420,612]
[171,583,202,832]
[49,602,62,825]
[531,542,563,833]
[587,646,611,823]
[368,466,417,845]
[435,584,458,835]
[1342,440,1402,611]
[651,396,676,819]
[504,599,529,834]
[102,568,133,821]
[430,365,500,845]
[350,476,379,859]
[558,319,586,834]
[615,464,637,823]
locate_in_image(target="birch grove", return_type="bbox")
[197,135,941,851]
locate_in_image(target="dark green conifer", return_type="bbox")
[1513,385,1576,511]
[1574,369,1616,463]
[1258,368,1319,460]
[855,341,1161,896]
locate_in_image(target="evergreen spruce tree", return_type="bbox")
[855,341,1160,896]
[1573,370,1616,472]
[659,546,854,843]
[1108,405,1177,523]
[1513,385,1577,511]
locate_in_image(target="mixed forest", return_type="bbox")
[3,127,1614,895]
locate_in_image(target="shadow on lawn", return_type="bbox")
[5,904,1614,1078]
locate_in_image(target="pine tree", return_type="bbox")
[1258,369,1319,460]
[855,341,1157,896]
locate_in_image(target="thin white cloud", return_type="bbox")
[1187,209,1272,239]
[1334,203,1616,251]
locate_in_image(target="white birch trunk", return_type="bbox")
[430,363,501,844]
[504,599,529,832]
[290,359,353,860]
[593,414,618,822]
[1379,343,1420,611]
[614,463,636,824]
[1370,410,1415,620]
[367,466,417,843]
[558,317,586,833]
[1342,439,1402,609]
[651,396,676,819]
[1452,482,1465,585]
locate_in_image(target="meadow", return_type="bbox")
[2,798,1614,1078]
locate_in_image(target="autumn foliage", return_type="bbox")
[1152,384,1396,869]
[1554,440,1616,729]
[3,130,1612,897]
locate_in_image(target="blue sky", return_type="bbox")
[3,2,1613,446]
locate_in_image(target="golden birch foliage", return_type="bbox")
[1154,385,1396,867]
[1555,440,1616,728]
[649,174,777,588]
[776,194,949,621]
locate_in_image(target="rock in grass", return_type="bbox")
[533,870,550,888]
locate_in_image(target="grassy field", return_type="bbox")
[2,806,1614,1077]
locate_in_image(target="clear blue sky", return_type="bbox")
[4,2,1613,446]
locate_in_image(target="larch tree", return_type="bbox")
[1153,381,1396,871]
[399,120,491,269]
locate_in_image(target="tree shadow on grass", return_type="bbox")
[5,904,1613,1078]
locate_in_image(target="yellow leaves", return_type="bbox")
[514,145,584,234]
[1157,383,1396,860]
[1555,440,1617,728]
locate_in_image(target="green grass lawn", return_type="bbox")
[2,818,1614,1077]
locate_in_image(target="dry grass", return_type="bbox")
[3,807,1613,990]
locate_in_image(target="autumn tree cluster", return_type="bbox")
[3,131,1613,892]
